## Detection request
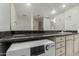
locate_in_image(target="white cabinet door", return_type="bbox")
[66,39,74,56]
[74,38,79,55]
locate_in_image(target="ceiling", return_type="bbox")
[14,3,79,18]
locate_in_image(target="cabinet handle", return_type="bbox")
[60,51,62,53]
[60,38,62,40]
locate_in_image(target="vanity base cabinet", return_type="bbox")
[66,35,74,56]
[74,35,79,56]
[49,36,65,56]
[49,34,79,56]
[66,39,74,56]
[56,47,65,56]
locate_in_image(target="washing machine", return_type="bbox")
[6,39,55,56]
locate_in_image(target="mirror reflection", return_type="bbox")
[11,3,79,31]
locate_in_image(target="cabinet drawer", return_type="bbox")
[56,47,65,56]
[58,53,65,56]
[74,34,79,38]
[56,42,65,49]
[55,37,65,43]
[66,35,73,40]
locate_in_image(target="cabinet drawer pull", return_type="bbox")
[60,51,62,53]
[60,39,62,40]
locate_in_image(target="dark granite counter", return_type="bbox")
[0,32,76,43]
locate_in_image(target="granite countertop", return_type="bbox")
[0,32,77,43]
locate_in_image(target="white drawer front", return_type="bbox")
[75,34,79,38]
[66,35,73,40]
[55,37,65,43]
[56,47,65,56]
[56,42,65,49]
[59,53,65,56]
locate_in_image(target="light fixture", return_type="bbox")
[26,3,31,6]
[51,9,56,14]
[62,4,66,8]
[51,18,56,23]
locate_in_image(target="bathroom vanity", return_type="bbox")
[0,31,78,56]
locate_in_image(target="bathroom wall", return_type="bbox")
[0,3,10,31]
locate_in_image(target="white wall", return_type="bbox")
[0,3,10,31]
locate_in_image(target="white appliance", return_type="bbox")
[6,39,55,56]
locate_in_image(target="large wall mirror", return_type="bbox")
[10,3,78,31]
[10,3,56,31]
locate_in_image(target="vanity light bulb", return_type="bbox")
[62,4,66,8]
[26,3,31,6]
